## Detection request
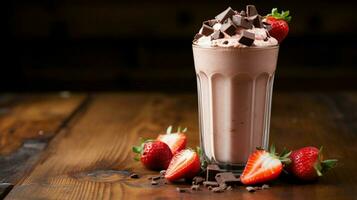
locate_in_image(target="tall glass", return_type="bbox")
[192,45,279,171]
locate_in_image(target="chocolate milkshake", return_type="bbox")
[192,6,279,169]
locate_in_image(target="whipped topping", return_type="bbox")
[193,6,278,48]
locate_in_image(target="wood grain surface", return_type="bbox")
[0,93,86,198]
[4,92,357,200]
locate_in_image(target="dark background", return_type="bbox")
[2,0,357,92]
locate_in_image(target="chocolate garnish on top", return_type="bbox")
[215,7,235,23]
[211,30,224,40]
[203,19,218,27]
[239,30,255,46]
[246,5,258,17]
[201,24,214,36]
[263,21,272,31]
[232,15,252,29]
[253,15,263,28]
[219,18,237,36]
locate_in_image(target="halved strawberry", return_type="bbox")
[165,149,201,182]
[157,126,187,155]
[240,146,291,185]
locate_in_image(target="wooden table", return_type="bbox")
[1,92,356,200]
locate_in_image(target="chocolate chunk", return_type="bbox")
[151,180,158,185]
[263,22,272,31]
[211,30,224,40]
[220,18,237,36]
[160,170,166,176]
[191,185,200,191]
[215,7,236,23]
[130,173,139,179]
[203,19,218,27]
[203,181,219,187]
[253,15,263,28]
[232,15,252,29]
[226,186,233,191]
[206,164,222,181]
[246,186,256,192]
[246,5,258,17]
[208,186,213,190]
[239,30,255,46]
[201,24,214,36]
[215,172,240,186]
[192,176,205,185]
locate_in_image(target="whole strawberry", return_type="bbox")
[133,140,173,171]
[265,8,291,43]
[289,146,337,181]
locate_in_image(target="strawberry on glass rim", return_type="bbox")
[240,145,291,185]
[265,8,291,43]
[157,126,187,155]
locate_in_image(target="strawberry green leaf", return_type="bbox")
[132,146,142,154]
[266,8,292,23]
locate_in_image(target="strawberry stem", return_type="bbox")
[266,8,292,23]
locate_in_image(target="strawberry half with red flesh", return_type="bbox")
[133,140,173,171]
[289,146,337,181]
[240,146,291,185]
[165,149,201,182]
[265,8,291,43]
[157,126,187,155]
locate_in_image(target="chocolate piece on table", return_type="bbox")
[232,15,252,29]
[246,5,258,17]
[176,187,189,193]
[262,184,270,189]
[263,22,272,31]
[226,186,233,191]
[239,30,255,46]
[159,170,166,176]
[215,172,240,186]
[246,186,256,192]
[201,24,214,36]
[130,173,139,179]
[212,187,224,193]
[220,18,237,36]
[211,30,224,40]
[215,7,236,23]
[253,15,263,28]
[206,164,222,181]
[191,185,200,191]
[151,180,158,185]
[203,19,218,27]
[203,181,219,187]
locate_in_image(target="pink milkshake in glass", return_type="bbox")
[192,5,279,170]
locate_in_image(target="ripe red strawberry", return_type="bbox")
[289,146,337,181]
[165,149,201,182]
[240,146,291,185]
[132,140,173,171]
[157,126,187,155]
[265,8,291,43]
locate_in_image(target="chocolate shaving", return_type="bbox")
[192,176,205,185]
[232,15,252,29]
[246,5,258,17]
[211,30,224,40]
[201,24,214,36]
[246,186,256,192]
[238,30,255,46]
[203,181,219,187]
[191,185,200,191]
[215,7,235,23]
[220,18,237,36]
[212,187,224,193]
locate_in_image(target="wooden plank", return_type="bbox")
[6,93,357,200]
[0,93,87,198]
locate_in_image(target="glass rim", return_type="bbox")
[192,43,279,51]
